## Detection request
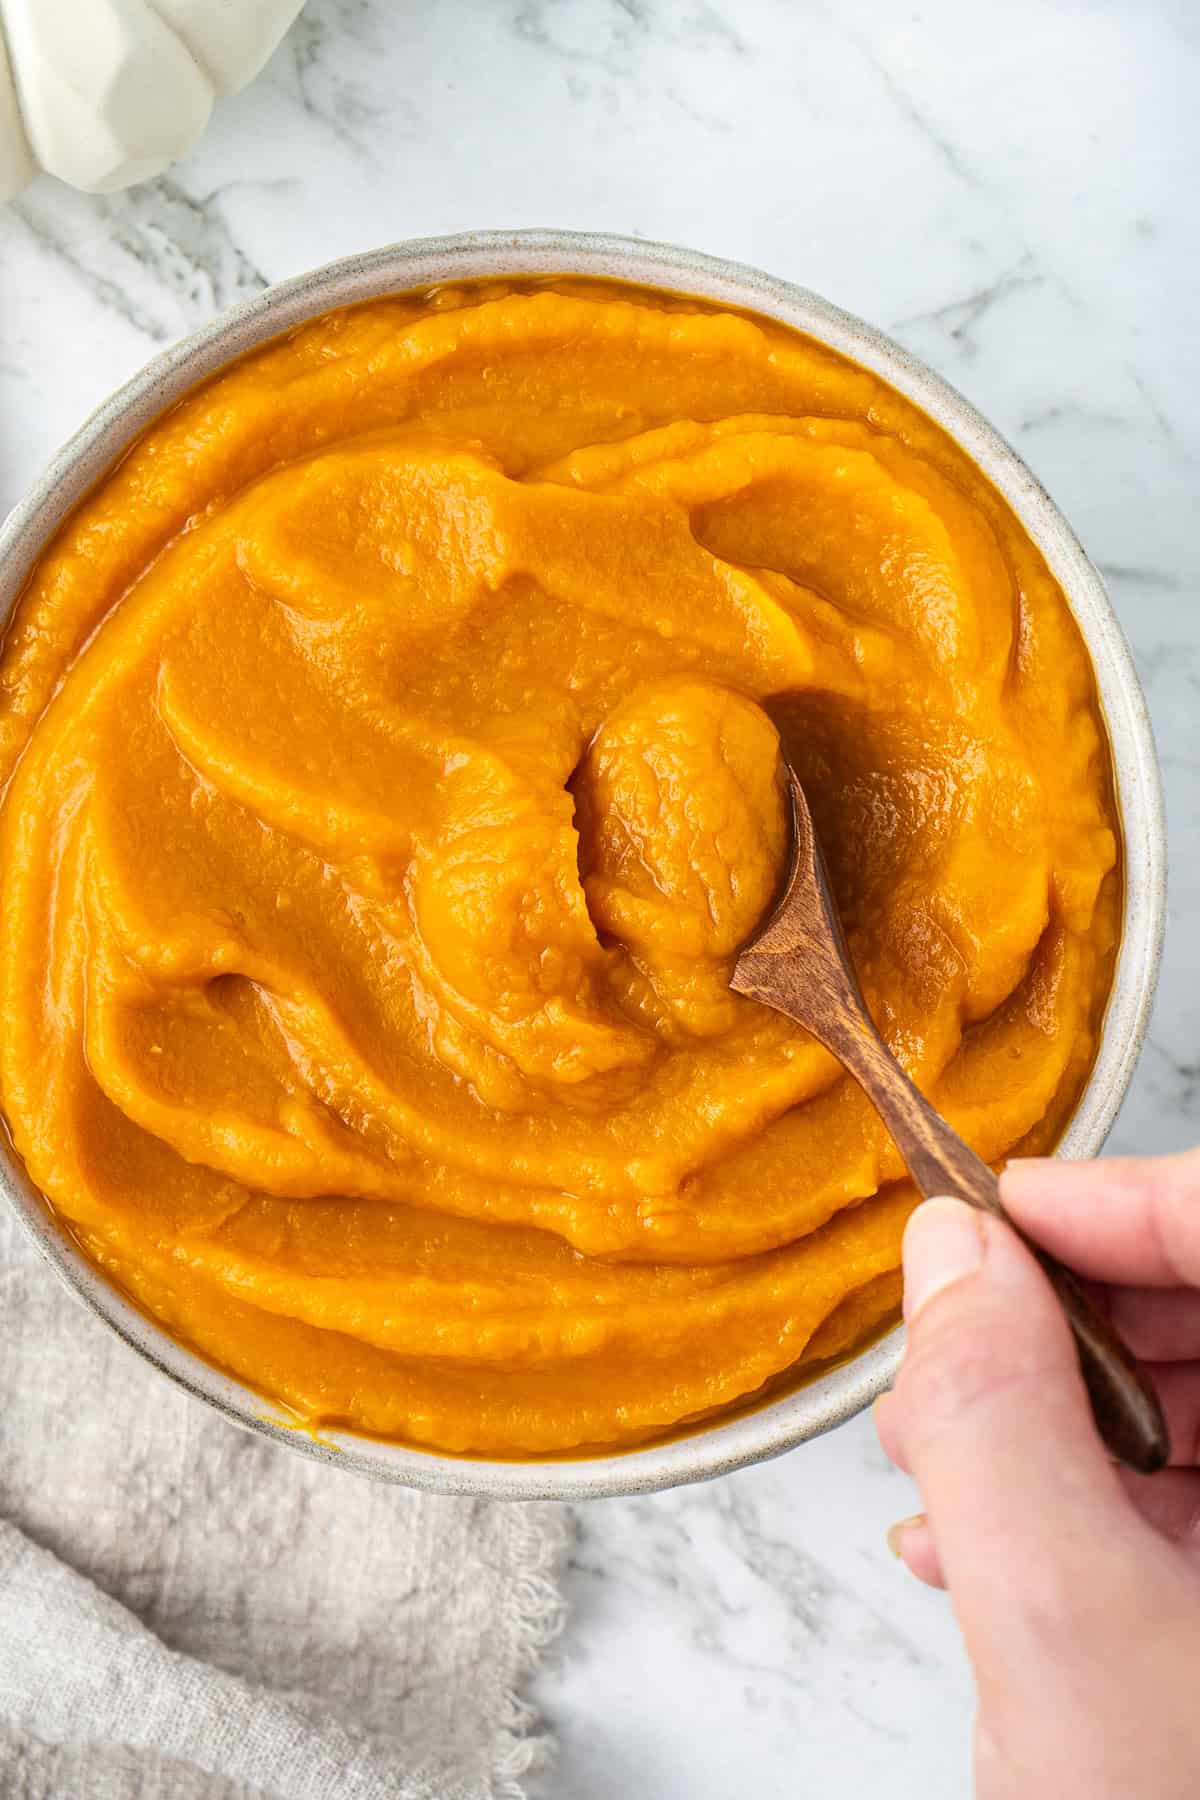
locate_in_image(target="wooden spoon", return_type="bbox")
[730,759,1169,1474]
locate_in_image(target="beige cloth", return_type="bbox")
[0,1208,569,1799]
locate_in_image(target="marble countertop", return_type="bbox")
[1,2,1194,1795]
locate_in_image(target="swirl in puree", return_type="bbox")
[0,281,1119,1455]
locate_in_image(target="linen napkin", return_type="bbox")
[0,1208,569,1799]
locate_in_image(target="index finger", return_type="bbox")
[1000,1152,1200,1288]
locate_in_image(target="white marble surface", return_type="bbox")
[0,2,1195,1795]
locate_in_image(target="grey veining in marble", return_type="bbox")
[0,2,1195,1795]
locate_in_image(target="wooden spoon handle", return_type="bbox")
[835,1025,1169,1475]
[730,764,1165,1470]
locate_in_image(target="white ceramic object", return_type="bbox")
[0,231,1167,1499]
[0,0,303,199]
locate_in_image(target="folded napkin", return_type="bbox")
[0,1210,568,1799]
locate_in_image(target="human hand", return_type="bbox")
[875,1156,1200,1798]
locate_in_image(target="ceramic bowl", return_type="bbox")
[0,231,1166,1499]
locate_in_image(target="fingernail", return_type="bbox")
[886,1512,925,1558]
[902,1196,986,1322]
[998,1156,1056,1191]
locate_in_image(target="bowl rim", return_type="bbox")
[0,228,1166,1500]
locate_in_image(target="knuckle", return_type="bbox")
[1113,1151,1200,1286]
[984,1556,1152,1679]
[1159,1154,1200,1284]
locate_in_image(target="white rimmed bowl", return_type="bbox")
[0,230,1166,1499]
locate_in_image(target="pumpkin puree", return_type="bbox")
[0,280,1118,1456]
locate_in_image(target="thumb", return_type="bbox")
[892,1196,1150,1672]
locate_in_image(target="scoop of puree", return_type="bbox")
[0,280,1118,1456]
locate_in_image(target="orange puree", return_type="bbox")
[0,279,1119,1456]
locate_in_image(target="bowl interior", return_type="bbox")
[0,231,1165,1498]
